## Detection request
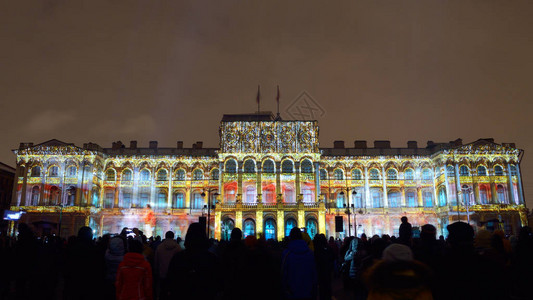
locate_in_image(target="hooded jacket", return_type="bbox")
[116,252,153,300]
[282,239,317,299]
[105,236,125,282]
[154,238,181,279]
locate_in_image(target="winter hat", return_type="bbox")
[382,244,413,262]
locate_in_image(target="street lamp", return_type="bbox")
[201,190,219,238]
[340,189,357,237]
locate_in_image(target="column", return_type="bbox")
[132,166,139,207]
[218,162,224,204]
[114,185,120,208]
[454,163,461,205]
[214,210,221,240]
[417,187,423,207]
[76,162,84,206]
[319,201,326,235]
[474,182,480,205]
[490,182,497,203]
[515,164,525,204]
[314,162,320,203]
[185,188,191,209]
[382,166,388,208]
[40,162,47,206]
[443,163,450,206]
[277,210,284,241]
[432,167,438,207]
[235,210,243,230]
[237,161,243,202]
[19,164,27,206]
[507,163,515,205]
[256,160,262,203]
[400,187,406,206]
[297,210,305,229]
[364,165,370,207]
[150,167,156,208]
[295,162,301,201]
[167,166,173,209]
[276,162,281,202]
[256,211,263,237]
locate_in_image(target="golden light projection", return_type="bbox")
[8,115,527,239]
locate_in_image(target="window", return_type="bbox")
[282,160,294,173]
[31,186,40,205]
[225,188,236,202]
[497,185,507,204]
[263,185,275,203]
[284,186,295,203]
[157,169,168,181]
[354,192,363,208]
[66,166,77,178]
[407,192,416,207]
[245,186,256,203]
[422,169,431,180]
[336,193,345,208]
[477,166,487,176]
[334,169,344,180]
[264,219,276,240]
[494,165,504,176]
[510,165,518,176]
[49,166,59,177]
[387,169,398,180]
[352,169,362,180]
[122,169,132,181]
[225,159,237,174]
[285,218,297,237]
[31,166,41,177]
[263,160,275,173]
[372,190,382,208]
[388,191,400,207]
[192,169,203,180]
[157,193,167,209]
[140,169,150,181]
[447,165,455,177]
[106,169,115,181]
[140,192,149,207]
[105,192,114,208]
[176,169,186,181]
[405,169,414,180]
[173,192,185,208]
[211,169,219,180]
[66,186,76,206]
[369,169,379,180]
[221,218,235,241]
[192,193,204,209]
[302,186,313,203]
[301,159,313,173]
[123,193,132,208]
[320,169,327,180]
[438,188,446,206]
[460,166,469,176]
[424,191,433,207]
[306,219,318,240]
[243,219,256,238]
[244,159,255,173]
[479,186,489,204]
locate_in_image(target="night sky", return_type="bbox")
[1,1,532,208]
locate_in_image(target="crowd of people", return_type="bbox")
[0,217,533,300]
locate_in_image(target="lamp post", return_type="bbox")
[340,189,357,237]
[201,189,219,239]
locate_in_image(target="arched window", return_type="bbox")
[140,169,150,181]
[334,169,344,180]
[243,219,256,238]
[122,169,132,181]
[192,169,203,180]
[336,192,345,208]
[447,165,455,177]
[31,166,41,177]
[387,169,398,180]
[510,165,518,176]
[49,166,59,177]
[460,166,469,176]
[31,186,40,205]
[497,185,507,204]
[211,169,219,180]
[221,218,235,241]
[92,187,100,207]
[66,166,77,178]
[173,192,185,208]
[405,169,414,180]
[157,169,168,181]
[176,169,186,181]
[352,169,362,180]
[263,160,275,173]
[319,169,327,180]
[306,219,318,240]
[372,190,382,208]
[192,193,204,209]
[285,218,297,237]
[104,190,114,208]
[369,169,379,180]
[388,191,400,207]
[477,166,487,176]
[424,191,433,207]
[406,191,416,207]
[157,192,167,209]
[282,160,294,173]
[422,169,432,180]
[225,159,237,174]
[300,159,313,173]
[438,188,446,206]
[244,159,255,173]
[122,192,132,208]
[245,186,256,203]
[494,165,504,176]
[66,186,76,206]
[106,169,116,181]
[264,219,276,240]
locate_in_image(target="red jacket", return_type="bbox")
[116,252,153,300]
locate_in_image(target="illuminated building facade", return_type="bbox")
[10,113,528,239]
